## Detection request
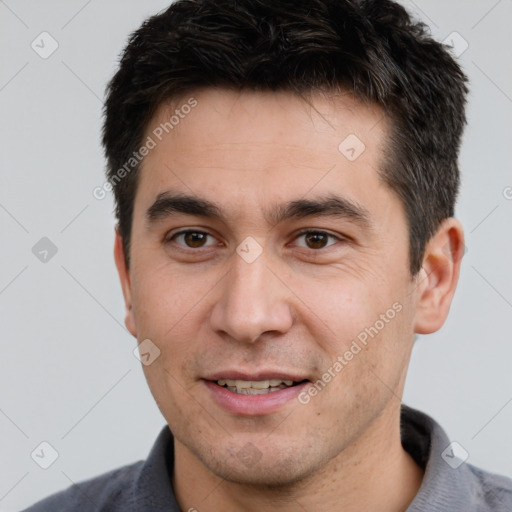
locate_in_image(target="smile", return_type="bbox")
[216,379,304,395]
[204,376,311,415]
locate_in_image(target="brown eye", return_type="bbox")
[170,230,216,248]
[184,232,207,247]
[294,230,340,250]
[304,232,329,249]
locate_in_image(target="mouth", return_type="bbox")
[215,378,309,395]
[202,371,312,414]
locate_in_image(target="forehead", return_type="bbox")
[135,88,391,223]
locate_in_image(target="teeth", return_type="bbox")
[235,380,252,389]
[216,378,296,392]
[233,388,271,395]
[251,380,269,389]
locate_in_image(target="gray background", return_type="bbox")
[1,1,511,510]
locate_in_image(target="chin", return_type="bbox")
[198,441,325,488]
[214,461,308,488]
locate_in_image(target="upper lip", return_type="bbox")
[203,370,310,382]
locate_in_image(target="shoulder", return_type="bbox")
[22,461,144,512]
[22,425,177,512]
[466,463,512,510]
[401,405,512,511]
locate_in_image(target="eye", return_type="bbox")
[167,230,219,249]
[294,230,341,250]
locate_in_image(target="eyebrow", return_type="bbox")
[145,191,373,230]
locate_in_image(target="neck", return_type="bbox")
[172,404,424,512]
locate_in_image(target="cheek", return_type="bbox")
[132,266,211,420]
[130,260,216,338]
[298,274,412,401]
[325,302,412,408]
[129,262,222,401]
[288,272,389,349]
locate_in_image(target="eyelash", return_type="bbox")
[165,229,344,251]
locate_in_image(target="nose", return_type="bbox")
[209,248,294,344]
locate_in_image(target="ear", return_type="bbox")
[413,217,465,334]
[113,228,137,337]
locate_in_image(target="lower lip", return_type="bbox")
[203,380,308,416]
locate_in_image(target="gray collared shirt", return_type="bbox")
[23,405,512,511]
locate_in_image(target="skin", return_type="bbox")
[114,88,465,512]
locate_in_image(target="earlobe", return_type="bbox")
[413,218,465,335]
[113,228,137,337]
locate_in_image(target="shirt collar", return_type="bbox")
[132,425,180,511]
[403,404,488,511]
[131,405,487,511]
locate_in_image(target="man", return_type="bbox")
[24,0,512,510]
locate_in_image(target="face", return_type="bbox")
[116,88,428,486]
